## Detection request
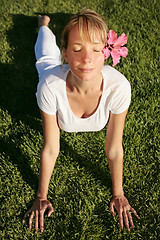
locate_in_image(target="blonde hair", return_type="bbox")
[62,9,109,50]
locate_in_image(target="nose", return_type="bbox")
[82,48,92,62]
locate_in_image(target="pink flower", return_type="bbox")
[102,30,128,66]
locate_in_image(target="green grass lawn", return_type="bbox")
[0,0,159,239]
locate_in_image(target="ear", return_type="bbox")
[63,47,69,63]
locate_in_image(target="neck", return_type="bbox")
[67,71,103,95]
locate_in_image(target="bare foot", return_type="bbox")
[38,15,50,27]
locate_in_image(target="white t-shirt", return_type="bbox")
[36,64,131,132]
[35,26,131,132]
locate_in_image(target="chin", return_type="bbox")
[73,71,95,82]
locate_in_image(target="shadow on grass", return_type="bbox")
[0,136,39,190]
[0,16,39,128]
[0,13,112,233]
[1,12,111,186]
[0,12,73,124]
[0,12,72,189]
[60,135,111,189]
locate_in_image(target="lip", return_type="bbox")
[79,68,93,73]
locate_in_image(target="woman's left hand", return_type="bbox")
[110,195,140,231]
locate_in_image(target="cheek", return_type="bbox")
[95,52,104,60]
[95,54,105,66]
[68,55,80,66]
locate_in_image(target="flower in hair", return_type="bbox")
[102,30,128,66]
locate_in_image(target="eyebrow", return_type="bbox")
[72,42,103,45]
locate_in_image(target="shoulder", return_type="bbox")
[102,65,131,91]
[36,65,70,115]
[102,65,129,83]
[101,66,131,114]
[38,64,69,91]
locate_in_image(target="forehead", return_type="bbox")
[68,23,103,45]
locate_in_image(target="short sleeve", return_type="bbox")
[110,80,131,114]
[36,81,57,115]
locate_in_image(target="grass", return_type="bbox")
[0,0,159,239]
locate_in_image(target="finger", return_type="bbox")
[110,201,115,217]
[35,210,39,234]
[123,211,130,231]
[39,200,51,232]
[130,207,140,219]
[127,211,134,228]
[118,209,123,230]
[29,211,34,230]
[47,203,54,217]
[39,211,44,233]
[22,208,32,222]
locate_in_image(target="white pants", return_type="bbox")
[35,26,61,79]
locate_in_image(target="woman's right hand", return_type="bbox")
[23,197,54,234]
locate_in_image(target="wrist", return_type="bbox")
[36,193,47,200]
[113,189,124,198]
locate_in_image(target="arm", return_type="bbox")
[105,109,139,231]
[37,111,60,199]
[23,111,60,234]
[105,110,127,197]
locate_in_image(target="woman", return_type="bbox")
[23,9,139,234]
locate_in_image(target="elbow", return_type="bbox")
[50,149,59,160]
[41,144,60,161]
[105,145,123,162]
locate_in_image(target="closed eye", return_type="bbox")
[74,49,81,52]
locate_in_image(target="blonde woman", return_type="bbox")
[23,10,139,233]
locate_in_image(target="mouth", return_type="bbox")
[79,68,93,73]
